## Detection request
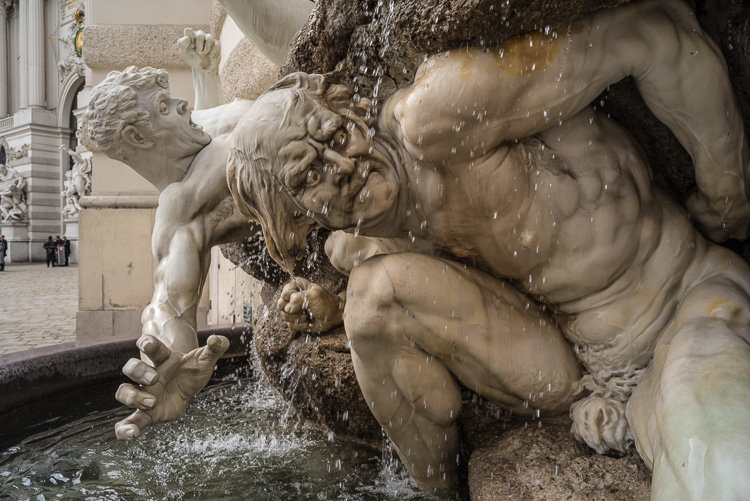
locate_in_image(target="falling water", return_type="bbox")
[0,364,454,500]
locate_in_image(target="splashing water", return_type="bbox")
[0,366,456,500]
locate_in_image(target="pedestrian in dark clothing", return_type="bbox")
[61,236,71,266]
[43,236,56,267]
[0,235,7,271]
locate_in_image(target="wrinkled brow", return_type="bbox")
[279,138,324,191]
[306,112,344,142]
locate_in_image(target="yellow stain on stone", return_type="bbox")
[707,298,740,320]
[458,51,477,81]
[494,32,559,76]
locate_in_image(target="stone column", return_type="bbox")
[18,0,26,108]
[0,1,10,117]
[26,0,45,108]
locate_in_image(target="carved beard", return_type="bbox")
[349,130,420,236]
[370,129,408,185]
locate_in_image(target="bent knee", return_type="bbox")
[656,321,750,417]
[347,254,398,306]
[344,255,399,340]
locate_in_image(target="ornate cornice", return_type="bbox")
[0,136,30,165]
[56,2,86,81]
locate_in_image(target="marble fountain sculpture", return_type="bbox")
[86,0,750,499]
[59,144,93,219]
[0,163,28,222]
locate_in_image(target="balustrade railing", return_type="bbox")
[0,116,13,130]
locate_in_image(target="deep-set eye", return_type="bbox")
[306,168,321,186]
[330,128,348,149]
[159,101,168,115]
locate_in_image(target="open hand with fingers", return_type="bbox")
[277,278,344,334]
[114,334,229,440]
[177,28,221,72]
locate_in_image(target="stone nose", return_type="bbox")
[323,148,356,178]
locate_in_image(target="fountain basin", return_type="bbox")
[0,333,448,500]
[0,326,251,415]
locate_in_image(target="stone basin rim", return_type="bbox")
[0,325,252,416]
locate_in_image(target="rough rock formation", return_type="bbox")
[283,0,627,97]
[224,231,383,444]
[465,415,652,501]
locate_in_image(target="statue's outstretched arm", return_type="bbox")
[113,196,222,439]
[141,192,254,354]
[115,334,229,441]
[387,0,748,241]
[141,212,210,355]
[178,28,256,138]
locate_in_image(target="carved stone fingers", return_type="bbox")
[115,382,156,412]
[137,334,171,365]
[114,410,153,441]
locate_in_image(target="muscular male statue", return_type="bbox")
[0,163,27,221]
[227,1,750,498]
[86,29,256,440]
[60,144,93,218]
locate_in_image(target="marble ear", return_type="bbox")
[121,125,154,150]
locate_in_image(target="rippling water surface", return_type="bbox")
[0,369,456,500]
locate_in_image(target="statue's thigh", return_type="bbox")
[628,280,750,500]
[348,252,547,353]
[345,253,499,348]
[347,253,578,413]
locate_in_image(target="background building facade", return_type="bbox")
[1,0,278,342]
[0,0,87,263]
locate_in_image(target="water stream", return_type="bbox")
[0,367,454,500]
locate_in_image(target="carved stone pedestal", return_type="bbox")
[76,195,158,342]
[0,221,29,262]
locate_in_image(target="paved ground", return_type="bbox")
[0,262,78,355]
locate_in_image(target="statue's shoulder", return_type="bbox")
[380,86,424,147]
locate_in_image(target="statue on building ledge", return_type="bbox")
[60,144,92,218]
[0,163,27,222]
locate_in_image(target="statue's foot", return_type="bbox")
[569,396,632,454]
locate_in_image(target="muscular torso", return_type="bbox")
[153,100,257,260]
[153,136,241,258]
[414,108,708,373]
